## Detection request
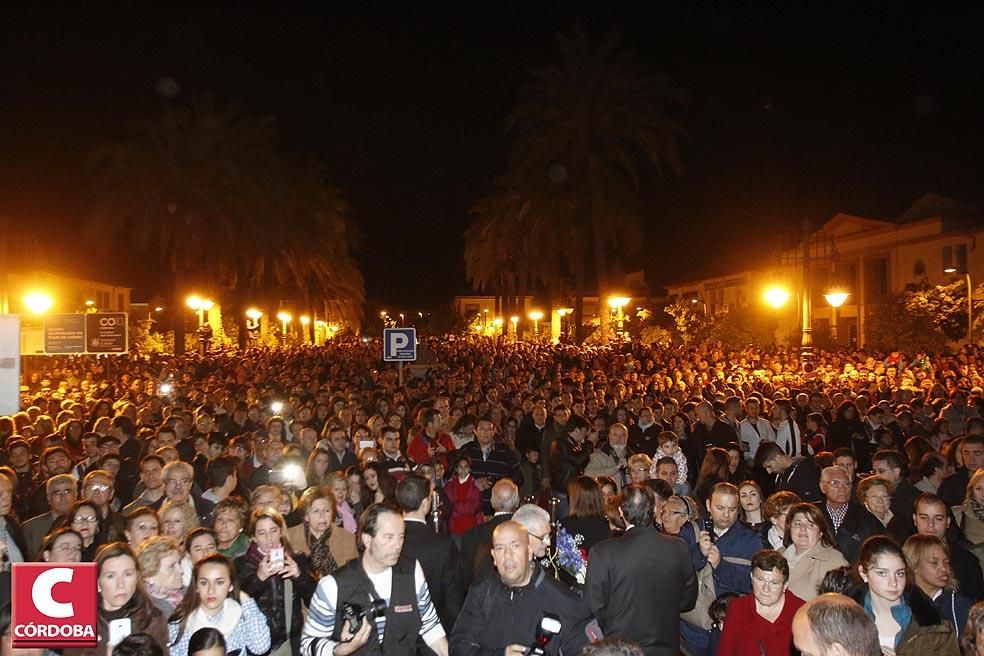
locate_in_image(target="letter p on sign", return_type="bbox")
[12,563,98,649]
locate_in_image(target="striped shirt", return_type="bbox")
[300,559,444,656]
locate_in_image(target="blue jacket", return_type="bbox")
[679,520,763,597]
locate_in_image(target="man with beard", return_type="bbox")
[301,504,449,656]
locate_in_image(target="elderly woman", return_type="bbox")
[858,475,894,527]
[763,491,801,550]
[161,499,200,542]
[659,494,695,536]
[137,535,188,617]
[782,502,848,601]
[63,499,107,561]
[716,550,806,655]
[627,453,654,486]
[236,508,317,656]
[39,528,83,563]
[213,497,250,558]
[904,534,972,642]
[124,507,160,549]
[61,542,169,656]
[284,486,357,577]
[849,535,959,656]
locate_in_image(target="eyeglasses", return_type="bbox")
[165,479,192,488]
[752,574,785,589]
[51,489,75,497]
[528,532,551,544]
[84,484,111,493]
[822,480,850,488]
[72,516,98,524]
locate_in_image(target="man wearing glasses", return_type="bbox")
[151,460,215,526]
[81,469,127,539]
[814,466,883,564]
[512,503,552,559]
[21,473,77,557]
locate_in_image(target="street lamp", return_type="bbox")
[607,296,631,341]
[510,315,519,342]
[824,290,849,343]
[528,310,544,337]
[276,311,292,344]
[23,292,53,315]
[945,263,974,345]
[763,286,791,309]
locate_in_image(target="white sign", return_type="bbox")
[0,316,21,414]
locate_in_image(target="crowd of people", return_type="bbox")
[4,337,984,656]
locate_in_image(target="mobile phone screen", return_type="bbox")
[270,547,285,572]
[108,618,132,647]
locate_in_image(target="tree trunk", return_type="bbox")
[574,242,587,344]
[172,267,186,355]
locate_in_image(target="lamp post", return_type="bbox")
[245,308,262,345]
[276,311,292,345]
[186,295,214,355]
[528,310,544,339]
[945,265,973,344]
[607,296,631,342]
[510,315,519,342]
[823,290,849,343]
[300,315,310,343]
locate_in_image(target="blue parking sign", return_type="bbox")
[383,328,417,361]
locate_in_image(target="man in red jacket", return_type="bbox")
[408,408,455,468]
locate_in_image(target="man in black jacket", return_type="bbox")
[456,479,520,593]
[549,415,592,515]
[814,466,884,564]
[450,520,597,656]
[397,474,461,631]
[938,434,984,507]
[757,442,823,503]
[584,485,697,656]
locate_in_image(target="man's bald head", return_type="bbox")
[491,520,533,587]
[491,478,520,512]
[792,593,880,656]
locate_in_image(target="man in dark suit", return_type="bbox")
[814,466,883,564]
[397,474,461,631]
[584,484,697,656]
[456,478,519,593]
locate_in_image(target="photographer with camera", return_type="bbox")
[450,520,598,656]
[301,503,449,656]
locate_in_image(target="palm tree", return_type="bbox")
[507,29,686,340]
[86,97,364,351]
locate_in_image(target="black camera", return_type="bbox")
[528,613,562,656]
[339,599,387,635]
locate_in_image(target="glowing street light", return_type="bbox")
[300,315,310,326]
[24,292,53,315]
[245,308,263,321]
[764,287,791,309]
[185,295,204,311]
[528,310,544,337]
[823,291,849,308]
[276,311,292,343]
[607,296,631,310]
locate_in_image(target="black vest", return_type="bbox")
[333,556,421,656]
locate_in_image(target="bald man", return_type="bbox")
[450,521,597,656]
[792,594,880,656]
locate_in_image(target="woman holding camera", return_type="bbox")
[168,554,270,656]
[236,508,316,656]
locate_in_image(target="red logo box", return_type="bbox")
[11,563,98,649]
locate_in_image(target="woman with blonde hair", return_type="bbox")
[952,469,984,568]
[136,535,187,617]
[160,499,201,543]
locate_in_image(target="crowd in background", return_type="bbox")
[4,338,984,655]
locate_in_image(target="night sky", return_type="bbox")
[3,4,983,308]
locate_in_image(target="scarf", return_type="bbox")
[971,498,984,523]
[145,578,186,610]
[179,596,244,644]
[307,524,339,577]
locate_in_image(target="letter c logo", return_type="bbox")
[32,568,74,619]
